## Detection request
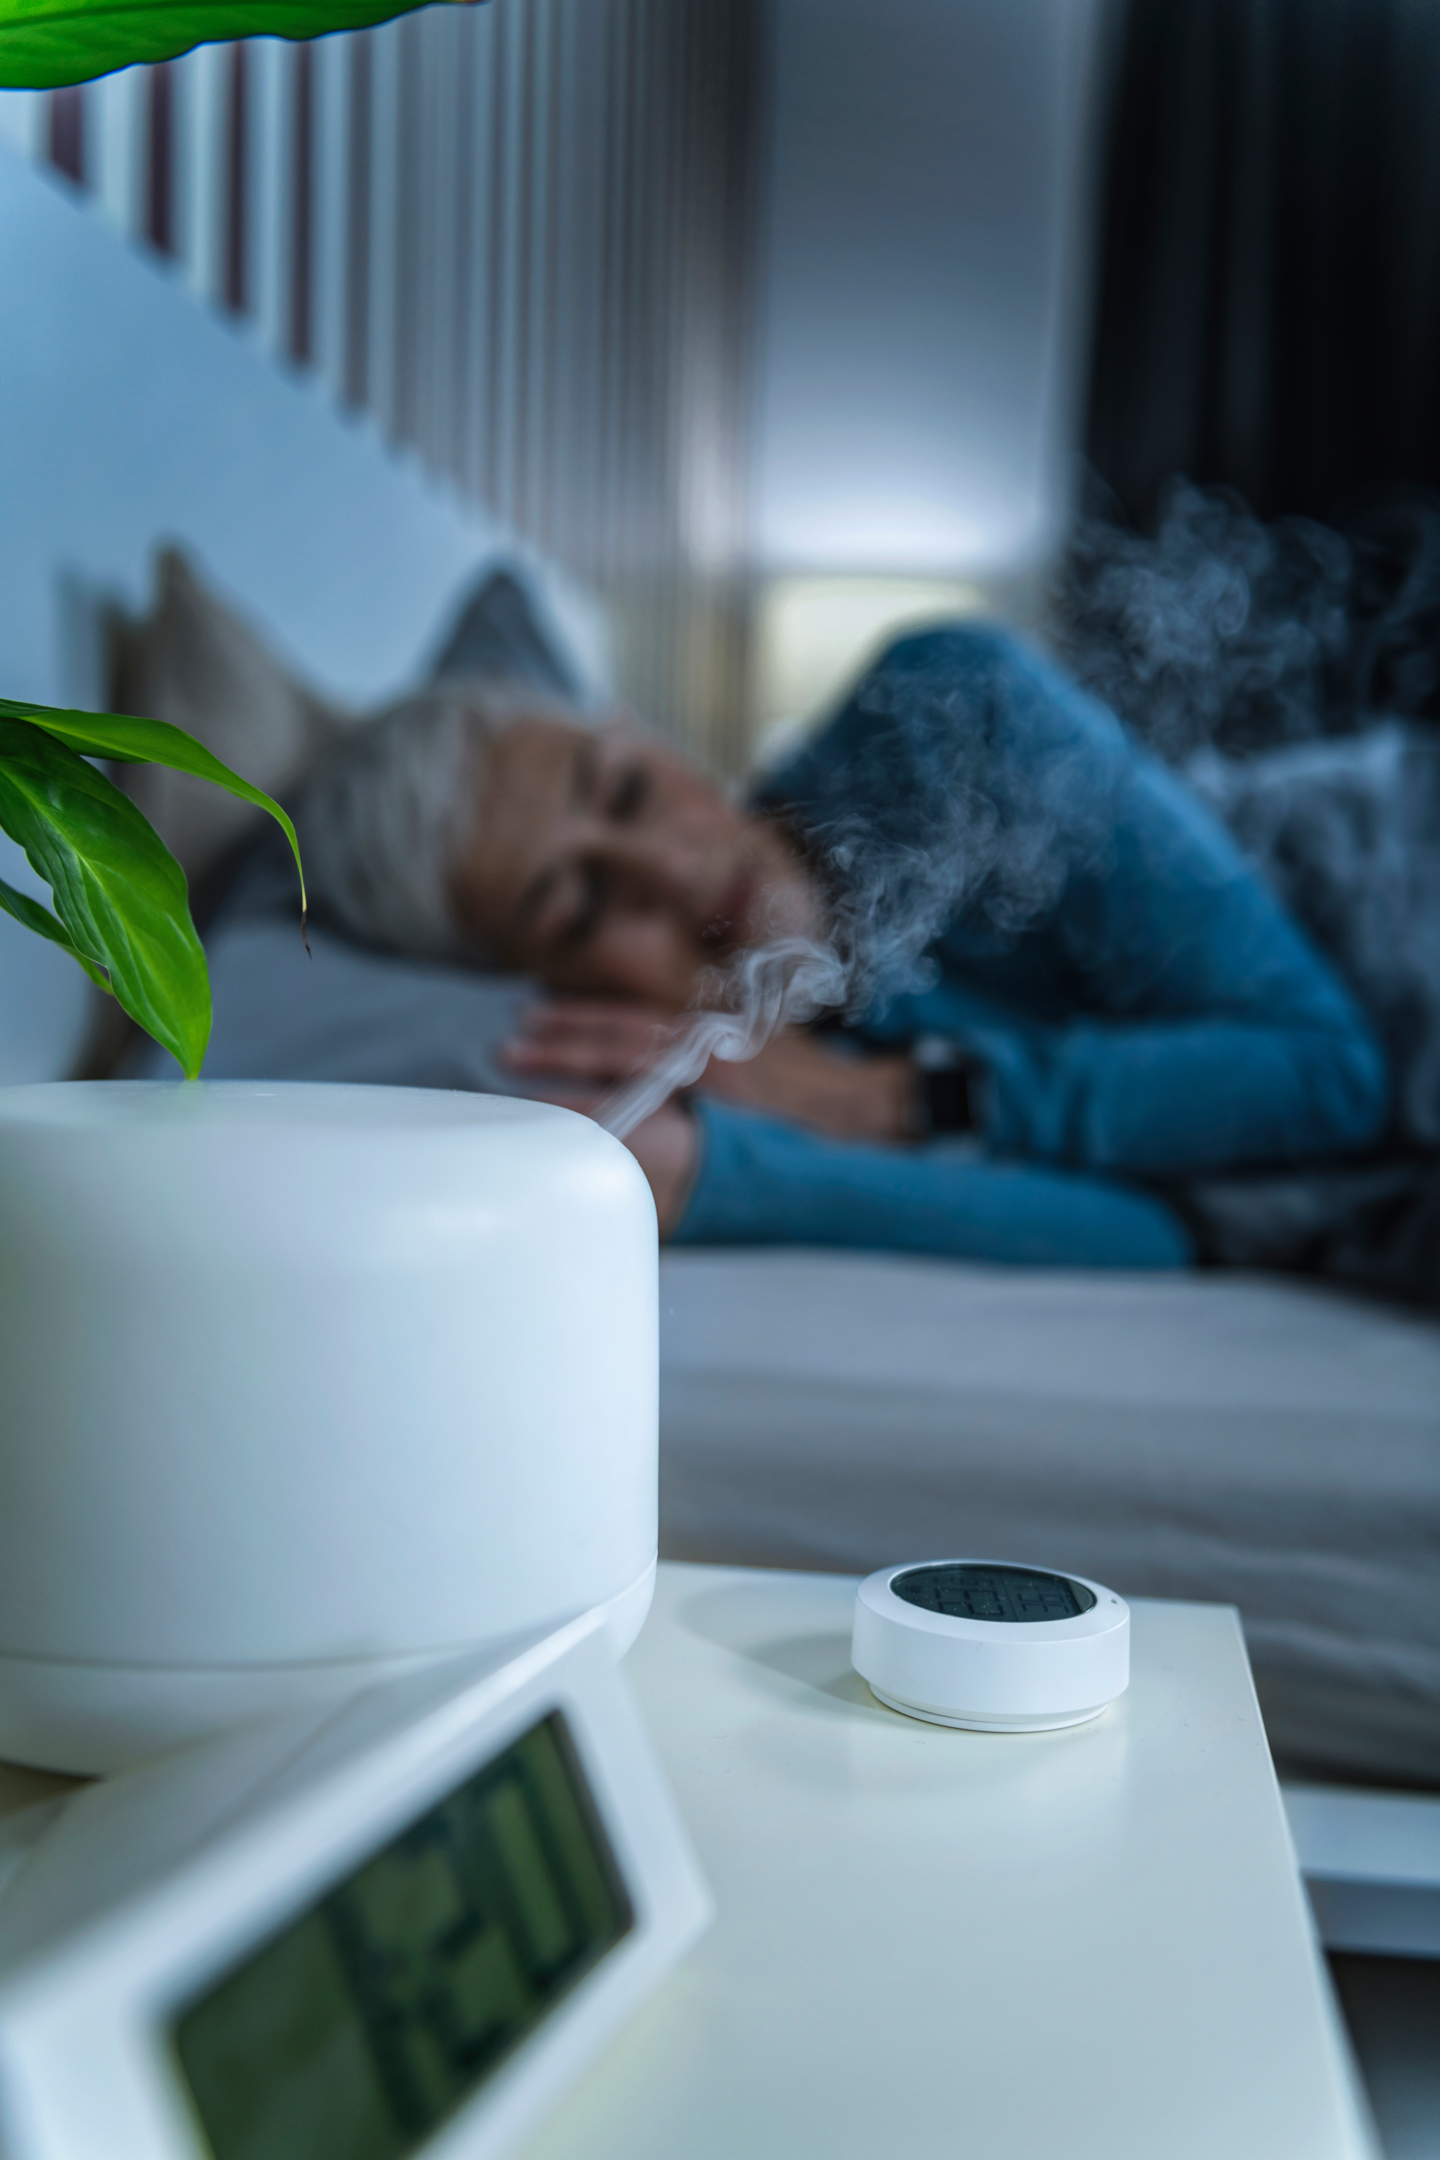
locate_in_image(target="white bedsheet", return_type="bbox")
[657,1249,1440,1784]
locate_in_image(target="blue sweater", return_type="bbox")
[672,627,1387,1269]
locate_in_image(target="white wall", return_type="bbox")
[0,151,519,717]
[749,0,1103,582]
[0,149,601,1082]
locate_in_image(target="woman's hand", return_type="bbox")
[505,998,913,1143]
[503,999,685,1086]
[697,1028,912,1141]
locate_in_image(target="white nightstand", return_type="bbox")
[0,1564,1379,2160]
[524,1562,1378,2160]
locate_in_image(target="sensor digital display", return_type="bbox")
[174,1712,632,2160]
[892,1563,1096,1624]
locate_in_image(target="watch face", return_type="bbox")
[891,1563,1096,1624]
[921,1063,974,1135]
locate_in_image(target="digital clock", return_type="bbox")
[0,1609,710,2160]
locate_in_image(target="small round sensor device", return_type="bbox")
[852,1559,1130,1731]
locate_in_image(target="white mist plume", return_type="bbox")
[1053,477,1440,761]
[1052,480,1353,759]
[600,936,848,1139]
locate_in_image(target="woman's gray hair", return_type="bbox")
[294,680,584,961]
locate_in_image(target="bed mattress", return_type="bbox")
[657,1249,1440,1785]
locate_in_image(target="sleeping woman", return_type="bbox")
[290,625,1388,1268]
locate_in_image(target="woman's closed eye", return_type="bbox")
[607,764,649,823]
[559,861,610,950]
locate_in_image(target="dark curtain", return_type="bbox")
[1086,0,1440,529]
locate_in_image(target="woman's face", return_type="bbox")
[451,715,813,1007]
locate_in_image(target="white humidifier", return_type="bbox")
[0,1082,658,1774]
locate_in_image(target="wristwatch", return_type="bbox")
[909,1035,988,1137]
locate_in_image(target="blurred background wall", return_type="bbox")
[1,0,766,768]
[0,0,1106,770]
[6,0,1436,773]
[747,0,1103,749]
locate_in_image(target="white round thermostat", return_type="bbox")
[852,1559,1130,1732]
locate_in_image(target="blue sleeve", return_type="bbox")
[902,999,1386,1174]
[850,631,1389,1174]
[671,1099,1193,1270]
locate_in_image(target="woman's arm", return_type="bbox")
[670,1098,1193,1269]
[864,750,1389,1173]
[803,626,1390,1174]
[865,985,1387,1175]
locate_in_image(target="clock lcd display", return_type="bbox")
[173,1712,632,2160]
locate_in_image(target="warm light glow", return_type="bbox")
[752,575,989,758]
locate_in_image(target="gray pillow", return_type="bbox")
[127,916,538,1096]
[428,565,583,698]
[107,547,347,889]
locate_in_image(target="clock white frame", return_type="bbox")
[0,1609,711,2160]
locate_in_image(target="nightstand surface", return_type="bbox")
[524,1561,1375,2160]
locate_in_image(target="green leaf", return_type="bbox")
[0,0,476,91]
[0,720,211,1077]
[0,698,306,919]
[0,872,111,990]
